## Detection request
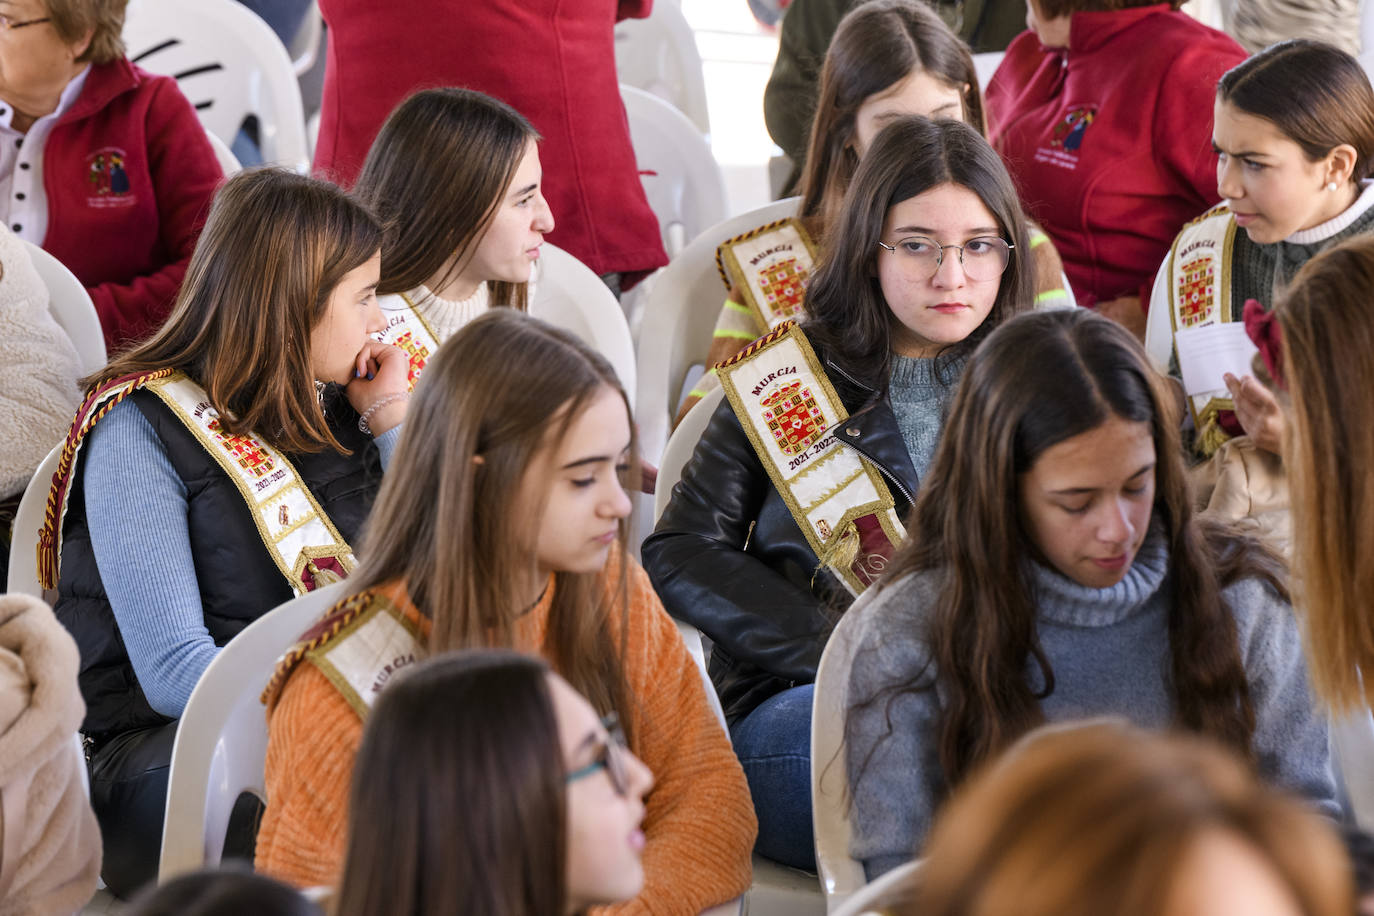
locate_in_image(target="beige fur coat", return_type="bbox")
[0,593,100,915]
[0,228,81,500]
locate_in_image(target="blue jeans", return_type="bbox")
[730,684,816,871]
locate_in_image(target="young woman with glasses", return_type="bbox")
[255,310,755,912]
[643,115,1033,870]
[334,650,654,916]
[842,308,1337,880]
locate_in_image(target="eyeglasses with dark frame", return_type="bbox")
[0,14,51,30]
[877,235,1014,282]
[564,713,630,797]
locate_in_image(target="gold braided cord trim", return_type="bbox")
[1182,202,1232,231]
[714,319,797,371]
[260,589,376,708]
[714,217,803,289]
[1194,400,1234,458]
[37,368,175,590]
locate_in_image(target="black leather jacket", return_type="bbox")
[642,348,920,726]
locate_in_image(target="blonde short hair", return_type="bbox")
[46,0,127,65]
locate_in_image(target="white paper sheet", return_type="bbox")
[1174,322,1259,398]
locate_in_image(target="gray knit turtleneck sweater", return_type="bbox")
[841,524,1339,880]
[887,353,963,481]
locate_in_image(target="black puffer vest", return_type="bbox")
[54,385,383,741]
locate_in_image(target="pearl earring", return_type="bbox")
[1327,182,1339,191]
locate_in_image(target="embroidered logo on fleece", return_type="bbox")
[85,147,136,208]
[1051,107,1096,151]
[1033,106,1098,171]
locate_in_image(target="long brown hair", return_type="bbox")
[335,651,567,916]
[1279,235,1374,711]
[851,309,1272,787]
[354,88,539,309]
[908,721,1351,916]
[90,168,382,454]
[349,309,635,738]
[798,0,984,232]
[1218,40,1374,184]
[804,116,1032,389]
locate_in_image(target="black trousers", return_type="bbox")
[89,721,260,899]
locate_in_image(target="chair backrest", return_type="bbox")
[287,0,323,77]
[972,51,1005,91]
[158,581,348,882]
[1331,706,1374,828]
[830,860,920,916]
[124,0,310,172]
[529,243,637,411]
[614,1,711,136]
[812,601,872,910]
[653,386,723,522]
[5,442,62,600]
[22,241,105,375]
[621,85,728,260]
[204,128,242,178]
[634,198,800,471]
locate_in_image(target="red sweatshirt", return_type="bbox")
[986,7,1244,309]
[40,59,221,351]
[314,0,669,283]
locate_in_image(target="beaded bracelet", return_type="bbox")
[357,392,408,435]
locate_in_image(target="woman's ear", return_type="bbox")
[66,27,95,63]
[472,454,486,467]
[1325,143,1359,187]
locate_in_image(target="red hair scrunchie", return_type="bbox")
[1242,298,1286,390]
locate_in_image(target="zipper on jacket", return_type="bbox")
[836,431,916,505]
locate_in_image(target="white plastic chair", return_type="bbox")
[286,0,322,77]
[812,597,872,910]
[972,51,1005,91]
[634,198,800,474]
[158,581,347,881]
[1331,706,1374,828]
[614,1,711,136]
[22,241,105,375]
[204,128,241,178]
[654,387,723,522]
[830,860,920,916]
[5,443,61,599]
[529,243,637,411]
[621,85,728,260]
[124,0,311,172]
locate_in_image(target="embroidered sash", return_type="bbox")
[1167,206,1238,456]
[38,368,174,589]
[375,292,443,392]
[261,589,425,719]
[716,218,819,336]
[717,322,905,597]
[143,372,356,594]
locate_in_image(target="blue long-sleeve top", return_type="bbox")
[83,397,401,717]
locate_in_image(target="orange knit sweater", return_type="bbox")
[254,557,757,914]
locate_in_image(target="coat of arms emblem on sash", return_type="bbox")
[207,417,275,479]
[1177,257,1216,327]
[761,380,824,455]
[716,217,819,334]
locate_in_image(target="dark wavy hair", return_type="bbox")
[803,116,1032,389]
[849,309,1281,789]
[336,651,567,916]
[797,0,984,231]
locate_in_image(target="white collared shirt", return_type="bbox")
[0,66,90,244]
